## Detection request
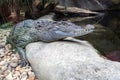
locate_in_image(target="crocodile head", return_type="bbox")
[68,24,95,37]
[52,24,95,38]
[81,24,95,35]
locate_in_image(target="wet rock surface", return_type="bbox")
[26,38,120,80]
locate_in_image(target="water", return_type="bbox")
[76,10,120,61]
[100,10,120,37]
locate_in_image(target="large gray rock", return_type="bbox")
[26,38,120,80]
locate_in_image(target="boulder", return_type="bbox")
[26,38,120,80]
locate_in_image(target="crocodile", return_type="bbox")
[7,19,95,66]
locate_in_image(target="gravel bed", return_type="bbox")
[0,29,38,80]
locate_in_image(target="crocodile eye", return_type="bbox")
[85,29,88,31]
[37,22,40,24]
[38,25,42,27]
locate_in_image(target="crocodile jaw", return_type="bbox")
[77,24,95,36]
[51,25,94,40]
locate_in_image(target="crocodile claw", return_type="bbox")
[19,59,30,67]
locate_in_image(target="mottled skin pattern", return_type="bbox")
[7,19,95,66]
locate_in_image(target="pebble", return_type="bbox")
[0,60,9,66]
[0,45,4,48]
[28,71,36,80]
[5,72,13,80]
[0,49,5,57]
[4,70,11,76]
[16,65,21,71]
[0,74,5,80]
[20,72,28,80]
[11,56,19,62]
[10,62,18,68]
[0,66,8,73]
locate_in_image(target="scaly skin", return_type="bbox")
[7,19,95,66]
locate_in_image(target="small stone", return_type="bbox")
[29,76,35,80]
[5,44,12,50]
[13,76,21,80]
[5,73,13,80]
[13,71,21,79]
[16,65,21,71]
[0,61,8,66]
[10,53,20,60]
[4,56,11,61]
[0,45,4,48]
[16,53,21,60]
[10,62,18,68]
[0,74,5,80]
[28,71,35,80]
[11,54,17,57]
[0,49,5,57]
[14,71,21,76]
[0,69,3,74]
[20,66,32,73]
[10,56,19,67]
[11,56,19,63]
[0,61,8,73]
[106,50,120,62]
[20,72,28,80]
[7,65,12,72]
[4,70,11,76]
[7,51,13,56]
[1,66,8,73]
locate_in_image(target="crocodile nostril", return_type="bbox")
[85,30,87,31]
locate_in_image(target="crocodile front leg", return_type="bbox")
[17,47,29,67]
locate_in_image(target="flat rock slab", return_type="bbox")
[26,38,120,80]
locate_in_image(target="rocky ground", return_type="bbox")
[0,29,38,80]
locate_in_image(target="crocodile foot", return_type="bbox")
[19,59,30,67]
